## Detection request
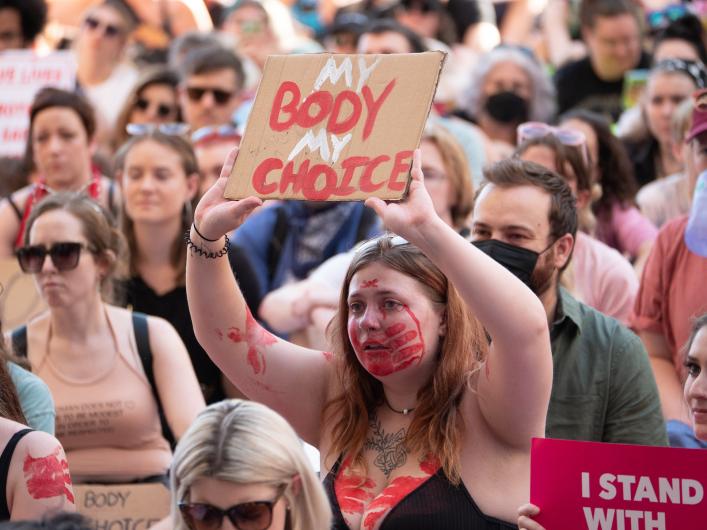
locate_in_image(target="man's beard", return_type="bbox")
[529,245,557,296]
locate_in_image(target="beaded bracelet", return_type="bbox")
[185,231,230,259]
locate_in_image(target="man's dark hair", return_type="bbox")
[479,158,578,241]
[0,512,92,530]
[0,0,48,45]
[180,45,245,92]
[579,0,641,30]
[360,18,427,53]
[653,13,707,64]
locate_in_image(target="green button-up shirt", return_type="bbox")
[547,288,668,446]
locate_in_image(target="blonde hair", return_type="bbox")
[171,400,332,530]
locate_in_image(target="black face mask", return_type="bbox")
[473,239,539,288]
[483,91,529,124]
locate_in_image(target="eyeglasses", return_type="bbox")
[517,121,589,163]
[179,490,284,530]
[186,87,234,105]
[83,16,124,38]
[135,98,176,119]
[191,125,242,146]
[16,242,93,273]
[126,122,191,136]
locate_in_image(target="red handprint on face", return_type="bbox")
[227,308,278,375]
[23,447,74,504]
[353,306,425,377]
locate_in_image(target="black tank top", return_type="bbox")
[0,429,33,521]
[322,455,518,530]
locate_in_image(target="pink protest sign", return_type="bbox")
[531,438,707,530]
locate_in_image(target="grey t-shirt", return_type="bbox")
[7,361,55,434]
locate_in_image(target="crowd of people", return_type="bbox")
[0,0,706,528]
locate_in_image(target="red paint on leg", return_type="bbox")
[23,447,74,504]
[361,279,379,288]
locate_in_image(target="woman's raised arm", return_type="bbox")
[366,150,552,448]
[185,150,333,446]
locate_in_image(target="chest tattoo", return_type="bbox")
[364,414,407,478]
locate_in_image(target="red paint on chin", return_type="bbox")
[23,447,74,504]
[335,456,376,514]
[227,309,278,375]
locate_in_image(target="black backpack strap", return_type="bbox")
[132,312,177,449]
[11,326,28,359]
[266,207,288,284]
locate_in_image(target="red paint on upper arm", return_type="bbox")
[227,309,278,375]
[23,447,74,504]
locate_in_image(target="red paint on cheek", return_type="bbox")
[384,323,405,337]
[361,279,379,288]
[23,447,74,504]
[403,306,425,354]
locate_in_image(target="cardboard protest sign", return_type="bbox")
[531,438,707,530]
[0,50,76,157]
[0,258,46,330]
[75,483,170,530]
[225,52,445,202]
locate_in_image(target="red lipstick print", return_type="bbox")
[361,455,440,530]
[335,456,376,514]
[227,308,278,375]
[23,447,74,504]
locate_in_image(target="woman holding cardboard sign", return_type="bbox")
[186,147,552,528]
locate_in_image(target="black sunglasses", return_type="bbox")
[179,491,284,530]
[135,98,176,118]
[83,16,123,38]
[16,242,93,274]
[186,87,234,105]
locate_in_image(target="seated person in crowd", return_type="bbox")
[0,88,120,259]
[156,399,331,530]
[4,359,54,435]
[74,0,140,131]
[178,45,246,132]
[637,98,693,228]
[630,98,707,442]
[8,193,204,483]
[0,0,47,51]
[554,0,649,122]
[621,59,706,187]
[518,313,707,529]
[559,110,657,272]
[471,158,667,445]
[259,122,474,348]
[115,130,259,403]
[515,131,638,325]
[0,351,74,521]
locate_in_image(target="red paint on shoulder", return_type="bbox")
[215,329,224,341]
[361,279,379,288]
[23,447,74,504]
[335,456,376,514]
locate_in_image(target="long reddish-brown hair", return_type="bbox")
[1,317,28,424]
[323,235,489,483]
